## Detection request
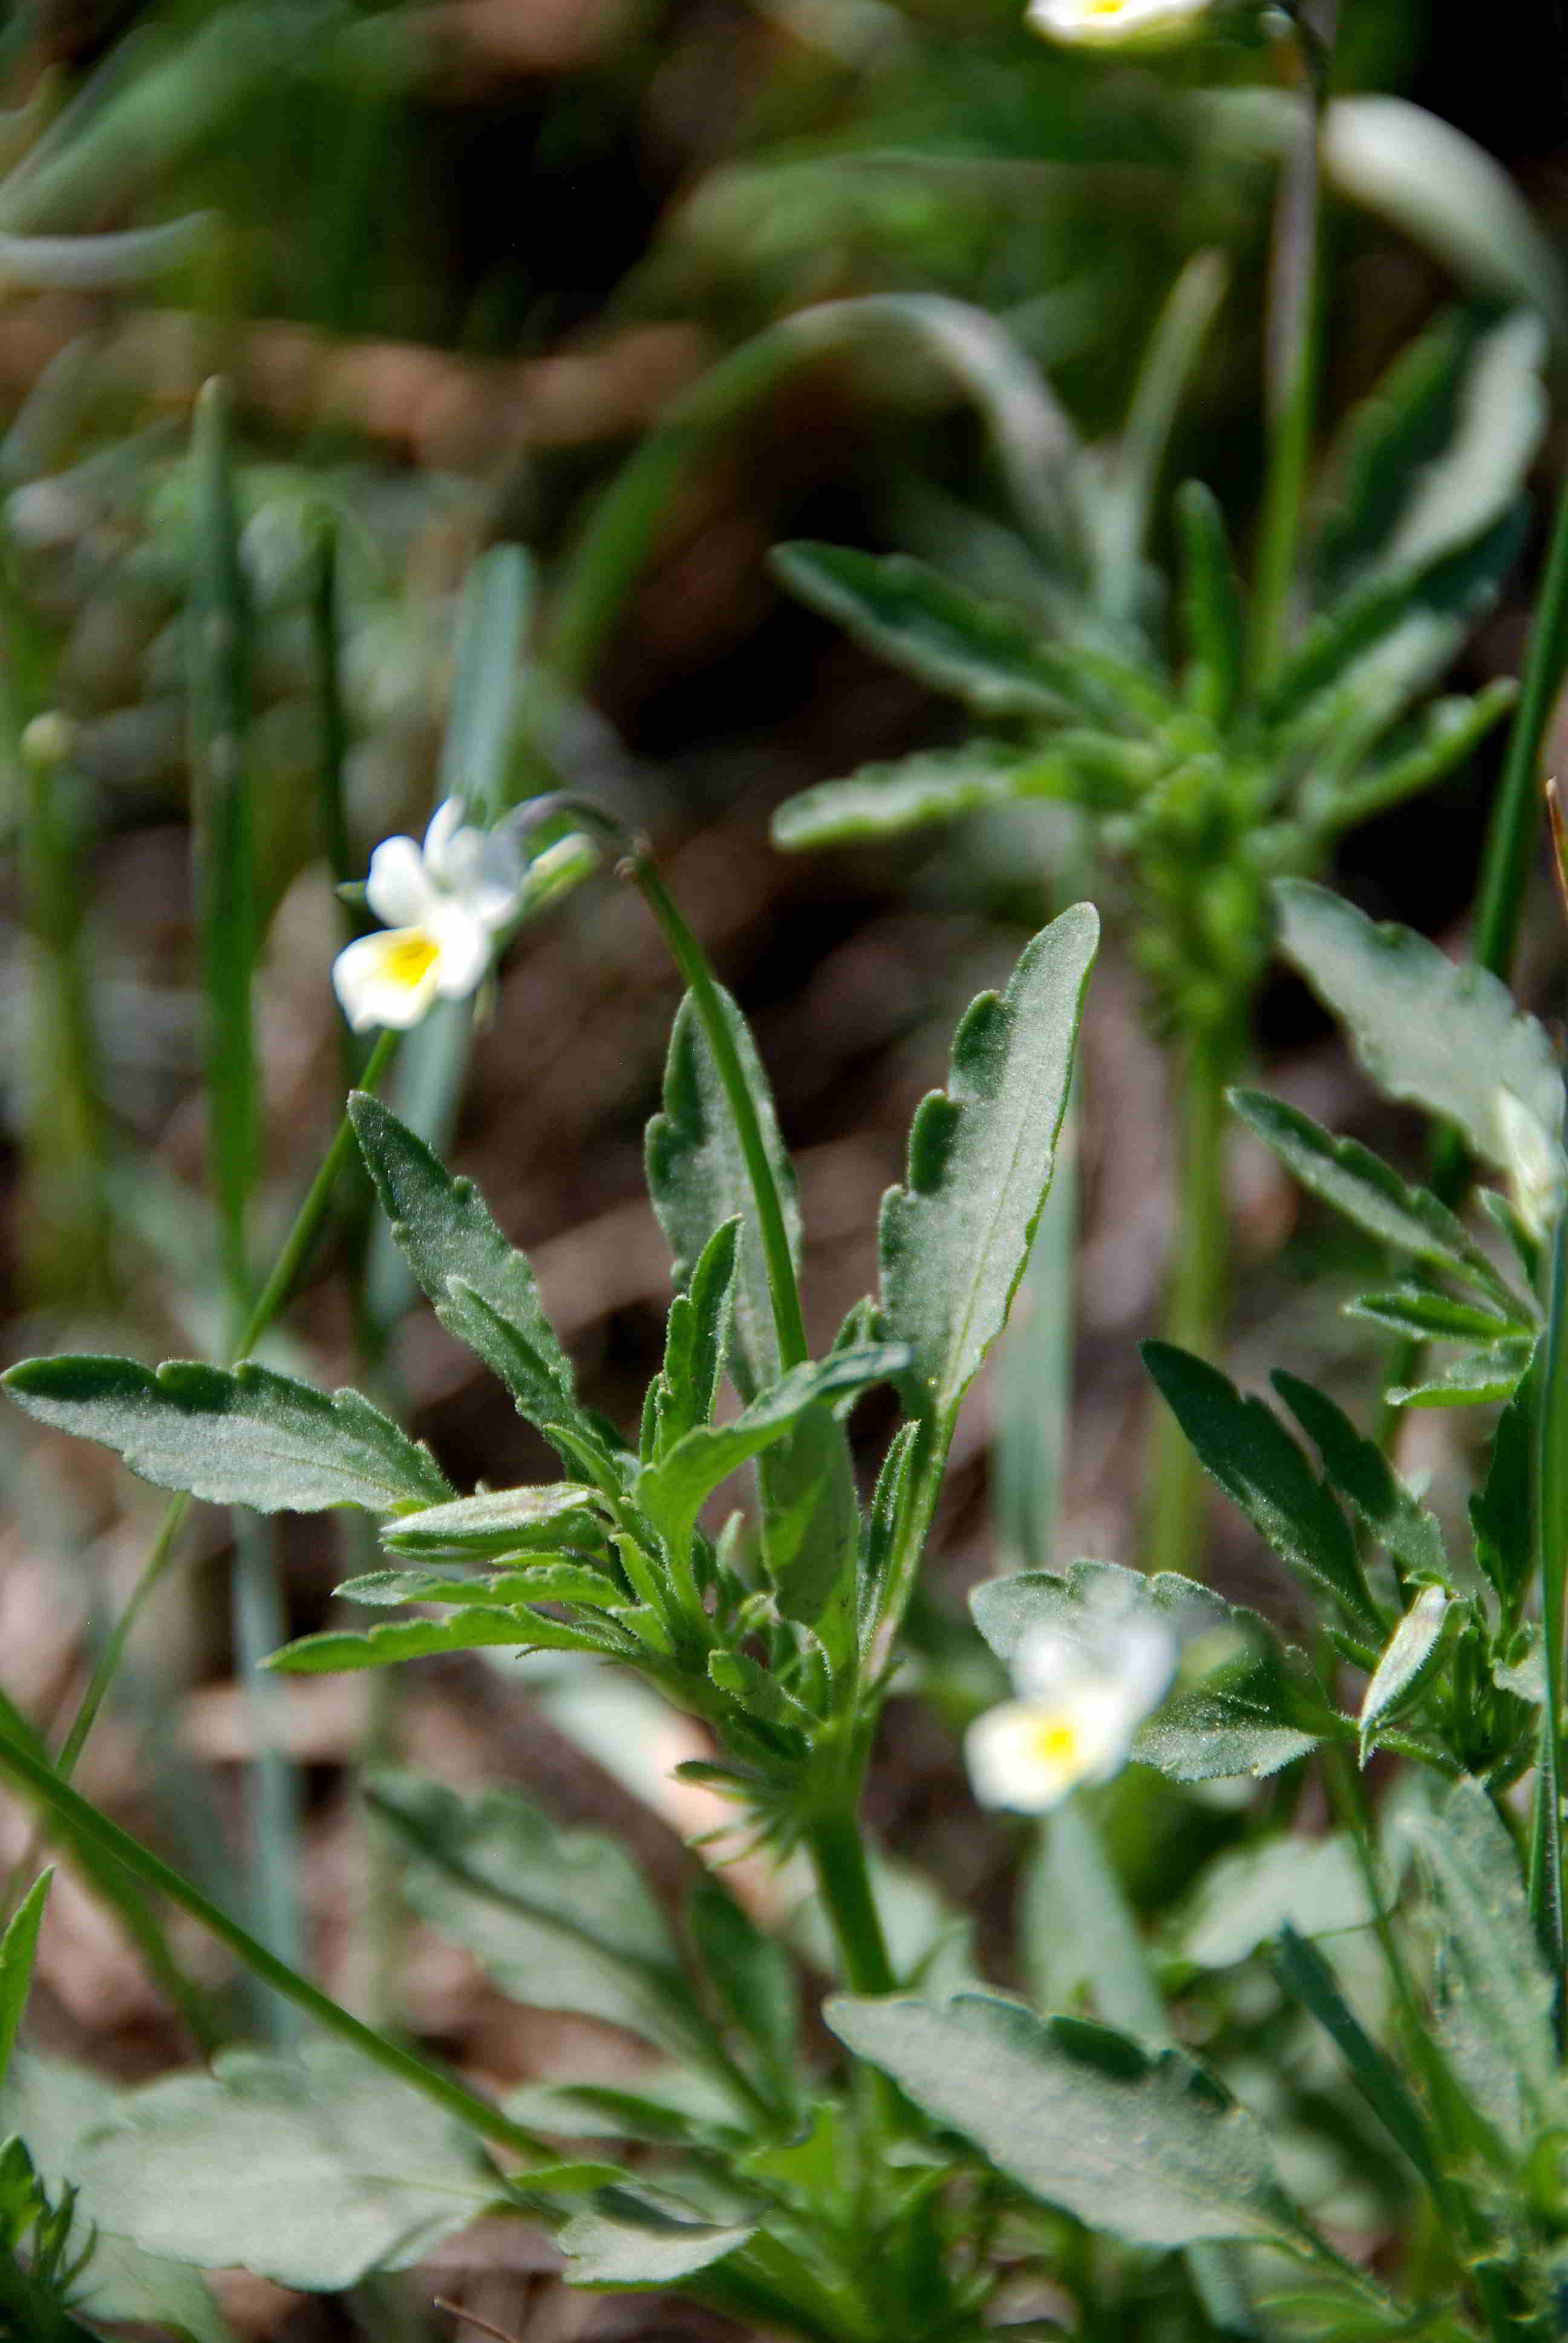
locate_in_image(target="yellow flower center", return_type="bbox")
[1028,1717,1082,1767]
[1088,1,1128,11]
[385,932,440,989]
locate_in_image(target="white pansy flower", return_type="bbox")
[332,798,526,1033]
[966,1607,1176,1815]
[1027,0,1210,48]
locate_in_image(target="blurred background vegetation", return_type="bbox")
[2,0,1567,2334]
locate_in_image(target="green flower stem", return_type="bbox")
[38,1028,401,1800]
[1145,1026,1236,1581]
[628,850,811,1373]
[0,1727,554,2168]
[1247,6,1332,695]
[805,1808,894,1998]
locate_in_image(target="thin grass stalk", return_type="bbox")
[0,1729,557,2167]
[1247,2,1333,694]
[190,376,304,2030]
[4,1032,399,1921]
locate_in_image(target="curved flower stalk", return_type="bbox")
[1028,0,1211,48]
[967,1597,1177,1812]
[332,801,593,1031]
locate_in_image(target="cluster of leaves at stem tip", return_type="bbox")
[2,882,1097,1860]
[769,286,1546,1050]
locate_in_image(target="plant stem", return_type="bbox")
[805,1808,894,1997]
[1145,1026,1235,1581]
[1248,4,1333,695]
[629,850,810,1372]
[0,1728,554,2167]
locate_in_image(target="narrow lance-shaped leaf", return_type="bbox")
[3,1354,451,1514]
[381,1483,603,1559]
[828,1993,1311,2255]
[1272,880,1566,1193]
[772,742,1087,854]
[1271,1370,1448,1584]
[771,542,1073,718]
[1471,1384,1533,1608]
[646,983,861,1637]
[1358,1588,1452,1761]
[636,1344,910,1558]
[1230,1090,1528,1316]
[350,1093,581,1433]
[1387,1340,1535,1412]
[1275,1925,1440,2188]
[1175,480,1244,728]
[267,1606,622,1677]
[1142,1343,1381,1631]
[653,1216,739,1455]
[881,904,1098,1426]
[0,1872,50,2096]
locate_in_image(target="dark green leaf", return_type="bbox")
[1345,1288,1520,1342]
[1276,1925,1439,2186]
[828,1993,1308,2253]
[2,1355,451,1514]
[1271,1371,1448,1583]
[1175,480,1244,727]
[337,1562,618,1609]
[881,905,1097,1426]
[0,1873,50,2097]
[1471,1385,1532,1605]
[1142,1344,1380,1629]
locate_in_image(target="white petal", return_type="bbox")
[440,822,526,929]
[429,905,493,1000]
[365,835,439,929]
[965,1689,1133,1814]
[1027,0,1208,44]
[1013,1626,1088,1703]
[333,927,446,1031]
[422,796,468,883]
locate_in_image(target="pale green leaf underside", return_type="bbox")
[366,1772,704,2059]
[828,1992,1305,2253]
[1273,881,1565,1185]
[266,1607,611,1675]
[71,2044,498,2293]
[559,2192,757,2289]
[772,742,1080,852]
[382,1483,603,1558]
[2,1354,450,1515]
[881,903,1098,1421]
